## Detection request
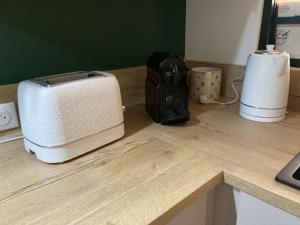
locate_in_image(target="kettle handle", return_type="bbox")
[273,55,288,77]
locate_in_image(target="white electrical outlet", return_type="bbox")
[0,102,19,131]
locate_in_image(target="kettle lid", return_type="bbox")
[254,50,285,55]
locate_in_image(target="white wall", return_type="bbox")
[185,0,265,65]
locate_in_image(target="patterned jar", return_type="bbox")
[190,67,222,103]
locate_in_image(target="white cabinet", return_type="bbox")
[164,185,300,225]
[234,190,300,225]
[166,193,208,225]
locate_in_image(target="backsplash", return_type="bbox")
[288,68,300,111]
[186,61,245,99]
[0,84,18,105]
[1,62,300,135]
[1,63,300,109]
[186,61,300,111]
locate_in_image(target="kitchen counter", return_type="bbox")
[0,102,300,224]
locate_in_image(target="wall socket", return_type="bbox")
[0,102,19,132]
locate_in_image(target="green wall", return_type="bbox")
[0,0,186,84]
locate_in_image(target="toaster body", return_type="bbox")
[18,71,124,163]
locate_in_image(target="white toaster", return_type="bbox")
[18,71,125,163]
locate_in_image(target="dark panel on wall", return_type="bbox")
[0,0,186,84]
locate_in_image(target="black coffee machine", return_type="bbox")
[145,52,190,124]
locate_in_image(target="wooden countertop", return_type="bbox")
[0,102,299,224]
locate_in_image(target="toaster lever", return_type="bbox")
[122,106,126,112]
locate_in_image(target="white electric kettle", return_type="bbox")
[240,50,290,122]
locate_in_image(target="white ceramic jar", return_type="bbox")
[190,67,222,103]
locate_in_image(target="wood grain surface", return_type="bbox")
[0,102,299,225]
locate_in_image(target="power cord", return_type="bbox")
[199,74,244,105]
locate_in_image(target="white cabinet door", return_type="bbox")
[166,193,208,225]
[235,190,300,225]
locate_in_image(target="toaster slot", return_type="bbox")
[31,71,105,87]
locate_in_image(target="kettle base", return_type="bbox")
[239,102,287,123]
[240,111,285,123]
